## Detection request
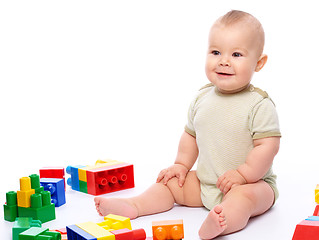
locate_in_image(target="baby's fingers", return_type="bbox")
[216,175,225,189]
[221,181,233,194]
[163,171,174,185]
[156,169,167,183]
[177,173,186,187]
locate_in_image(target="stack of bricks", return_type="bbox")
[66,159,134,195]
[3,174,56,223]
[291,186,319,239]
[39,167,66,207]
[66,214,146,240]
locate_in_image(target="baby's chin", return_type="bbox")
[217,84,251,94]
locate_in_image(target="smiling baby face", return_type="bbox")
[205,11,267,94]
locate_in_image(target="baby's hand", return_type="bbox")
[216,170,247,195]
[156,164,189,187]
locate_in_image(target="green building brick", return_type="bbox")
[3,191,18,221]
[12,217,42,240]
[19,227,61,240]
[29,174,44,193]
[18,191,55,223]
[79,180,88,193]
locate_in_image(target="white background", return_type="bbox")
[1,1,319,239]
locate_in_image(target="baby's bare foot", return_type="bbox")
[94,197,139,219]
[198,205,227,239]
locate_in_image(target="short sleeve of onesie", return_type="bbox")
[249,98,281,140]
[185,98,196,137]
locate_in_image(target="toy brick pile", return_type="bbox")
[3,159,185,240]
[66,159,134,195]
[66,213,146,240]
[9,214,183,240]
[292,184,319,239]
[66,216,183,240]
[3,168,66,223]
[3,167,67,239]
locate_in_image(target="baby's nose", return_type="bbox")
[219,58,230,67]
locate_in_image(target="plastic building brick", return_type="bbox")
[79,180,88,193]
[3,191,18,221]
[110,229,133,240]
[66,160,120,192]
[86,162,134,196]
[29,174,44,193]
[306,216,319,221]
[292,204,319,240]
[76,160,123,194]
[40,167,65,179]
[110,228,146,240]
[66,160,135,196]
[50,228,67,240]
[315,184,319,204]
[40,167,65,189]
[40,178,66,207]
[152,220,184,240]
[76,221,115,240]
[66,165,86,191]
[17,177,36,208]
[98,214,132,230]
[78,160,121,182]
[18,191,56,223]
[292,219,319,240]
[67,224,97,240]
[19,226,61,240]
[12,217,42,240]
[66,214,146,240]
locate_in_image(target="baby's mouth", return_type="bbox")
[216,72,234,76]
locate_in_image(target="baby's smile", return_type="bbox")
[216,71,235,78]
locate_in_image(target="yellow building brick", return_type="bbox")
[98,214,132,231]
[17,177,35,208]
[76,221,115,240]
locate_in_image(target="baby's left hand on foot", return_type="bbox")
[216,170,247,194]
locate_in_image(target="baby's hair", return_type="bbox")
[217,10,265,55]
[219,10,254,26]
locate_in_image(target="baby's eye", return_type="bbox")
[211,50,220,55]
[232,52,242,57]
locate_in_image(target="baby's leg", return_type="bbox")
[94,171,202,219]
[198,180,274,239]
[94,182,175,219]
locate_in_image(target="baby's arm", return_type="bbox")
[157,131,198,187]
[217,136,280,194]
[237,136,280,182]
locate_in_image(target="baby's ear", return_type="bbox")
[255,54,268,72]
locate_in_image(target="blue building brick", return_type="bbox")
[40,178,66,207]
[66,165,85,191]
[66,224,97,240]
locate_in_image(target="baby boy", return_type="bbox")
[95,10,281,239]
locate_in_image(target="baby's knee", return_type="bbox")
[161,177,184,205]
[241,187,258,204]
[158,176,179,188]
[228,185,258,205]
